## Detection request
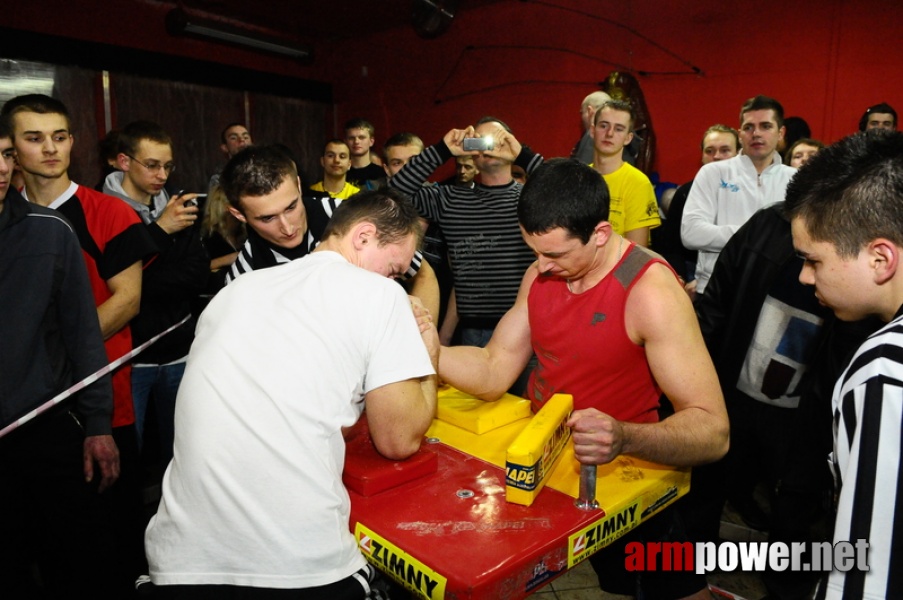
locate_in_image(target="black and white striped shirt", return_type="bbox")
[828,310,903,599]
[389,141,542,322]
[225,194,420,285]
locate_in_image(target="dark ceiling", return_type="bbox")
[179,0,504,42]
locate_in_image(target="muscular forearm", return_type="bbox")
[439,345,510,401]
[621,407,729,466]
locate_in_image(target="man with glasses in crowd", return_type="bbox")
[103,120,209,485]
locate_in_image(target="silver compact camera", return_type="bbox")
[462,136,494,152]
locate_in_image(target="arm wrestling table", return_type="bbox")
[344,386,690,600]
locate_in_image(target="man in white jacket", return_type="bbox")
[681,95,797,296]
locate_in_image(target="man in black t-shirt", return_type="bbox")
[344,117,386,190]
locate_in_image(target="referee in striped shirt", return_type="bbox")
[786,129,903,599]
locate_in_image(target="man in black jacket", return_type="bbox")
[690,202,879,599]
[0,126,119,597]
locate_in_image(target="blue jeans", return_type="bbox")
[459,326,495,348]
[131,362,185,467]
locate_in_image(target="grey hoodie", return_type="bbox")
[103,171,169,225]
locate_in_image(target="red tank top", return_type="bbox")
[526,243,665,423]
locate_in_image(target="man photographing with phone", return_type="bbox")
[103,120,209,491]
[388,117,542,393]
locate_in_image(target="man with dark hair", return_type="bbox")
[311,139,360,200]
[345,117,385,190]
[221,122,253,155]
[682,95,796,295]
[103,120,209,476]
[1,93,156,595]
[220,145,439,316]
[145,189,439,597]
[221,145,311,283]
[389,116,542,352]
[454,155,480,187]
[439,158,728,600]
[0,119,119,598]
[858,102,897,132]
[209,122,252,191]
[590,99,660,247]
[691,196,838,596]
[787,130,903,599]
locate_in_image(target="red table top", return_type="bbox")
[345,396,689,600]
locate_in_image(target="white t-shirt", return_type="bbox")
[146,251,434,588]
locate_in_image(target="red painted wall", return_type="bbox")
[326,0,903,183]
[6,0,902,184]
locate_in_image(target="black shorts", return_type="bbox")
[588,505,707,599]
[148,564,390,600]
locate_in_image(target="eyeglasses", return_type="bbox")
[126,154,176,175]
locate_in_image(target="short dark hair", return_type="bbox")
[783,116,811,149]
[323,138,350,156]
[220,122,248,144]
[1,94,72,134]
[740,95,785,129]
[321,187,423,247]
[220,144,298,211]
[518,158,609,244]
[859,103,897,131]
[594,99,636,130]
[785,131,903,258]
[700,124,740,151]
[383,132,424,155]
[117,120,172,157]
[783,138,825,166]
[475,116,512,134]
[98,129,121,164]
[344,118,375,137]
[271,143,300,168]
[0,119,11,140]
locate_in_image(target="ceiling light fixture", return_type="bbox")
[165,8,312,62]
